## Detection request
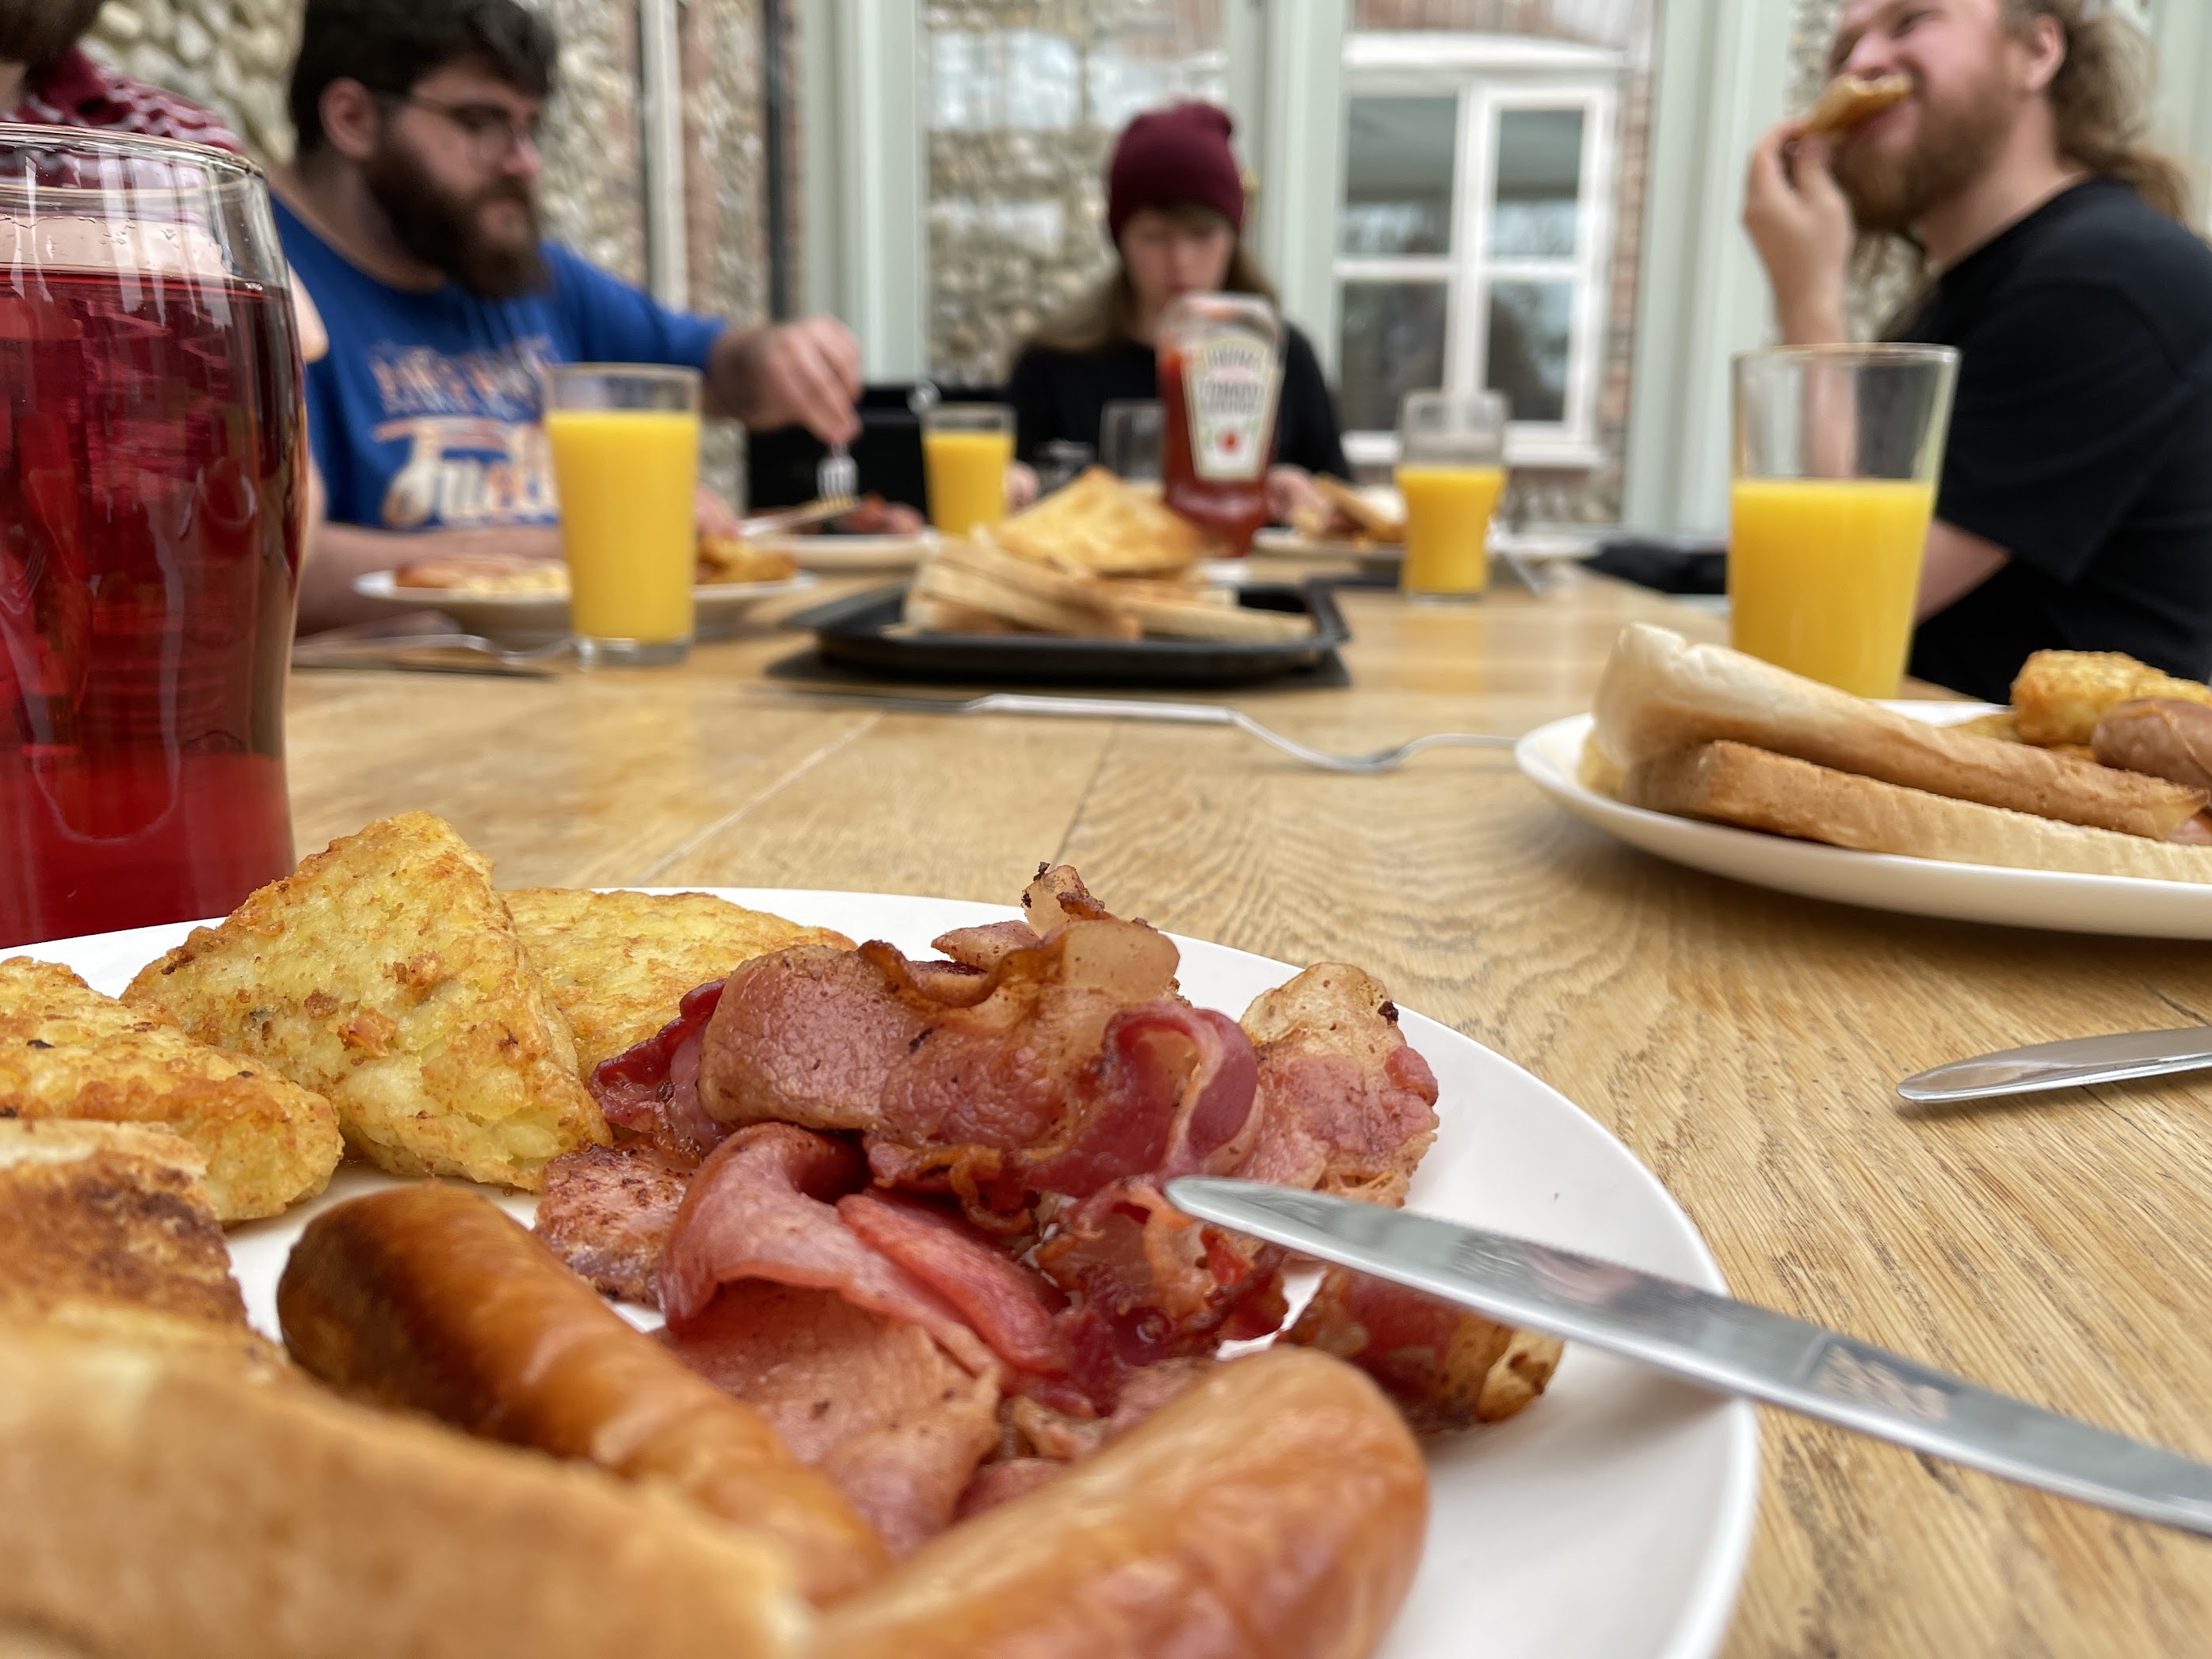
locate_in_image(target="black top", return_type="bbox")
[1006,324,1351,480]
[1898,179,2212,702]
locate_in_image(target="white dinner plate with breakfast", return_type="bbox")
[748,530,938,573]
[37,888,1757,1659]
[353,568,818,645]
[1524,623,2212,938]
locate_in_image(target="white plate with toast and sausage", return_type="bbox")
[6,817,1757,1659]
[1521,624,2212,939]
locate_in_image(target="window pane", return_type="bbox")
[1489,109,1584,259]
[1341,97,1457,256]
[1485,280,1573,424]
[1337,281,1450,432]
[1352,0,1641,51]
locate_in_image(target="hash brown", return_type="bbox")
[2011,650,2212,748]
[505,887,853,1074]
[0,959,341,1222]
[123,812,606,1191]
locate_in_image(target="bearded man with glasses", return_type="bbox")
[272,0,864,632]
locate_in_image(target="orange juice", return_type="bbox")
[1729,477,1935,696]
[924,428,1013,536]
[546,407,700,643]
[1398,464,1506,597]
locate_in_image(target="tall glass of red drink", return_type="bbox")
[0,127,304,946]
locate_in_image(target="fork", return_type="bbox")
[817,440,858,504]
[761,689,1518,774]
[292,631,571,676]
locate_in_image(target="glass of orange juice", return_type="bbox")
[922,402,1015,536]
[1395,390,1509,602]
[1730,345,1960,696]
[545,363,702,666]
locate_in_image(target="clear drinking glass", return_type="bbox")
[1100,399,1163,484]
[545,363,703,666]
[1396,390,1509,602]
[1729,345,1960,696]
[0,126,306,945]
[922,402,1016,536]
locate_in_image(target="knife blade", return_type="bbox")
[1897,1026,2212,1104]
[1164,1177,2212,1537]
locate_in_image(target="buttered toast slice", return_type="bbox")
[1627,741,2212,883]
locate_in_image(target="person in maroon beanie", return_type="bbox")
[1007,102,1347,518]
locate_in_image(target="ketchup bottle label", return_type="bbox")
[1184,333,1283,483]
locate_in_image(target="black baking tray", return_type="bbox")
[776,581,1351,689]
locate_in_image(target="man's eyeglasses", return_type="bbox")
[388,96,543,165]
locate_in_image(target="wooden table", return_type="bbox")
[287,569,2212,1656]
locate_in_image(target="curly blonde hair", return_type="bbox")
[2005,0,2196,222]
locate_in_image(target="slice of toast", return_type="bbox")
[1312,475,1405,543]
[1626,740,2212,883]
[124,812,607,1190]
[1802,72,1911,136]
[0,959,341,1222]
[0,1118,262,1342]
[989,466,1215,574]
[910,541,1141,639]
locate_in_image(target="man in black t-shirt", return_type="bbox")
[1743,0,2212,703]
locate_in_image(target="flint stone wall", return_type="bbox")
[83,0,767,497]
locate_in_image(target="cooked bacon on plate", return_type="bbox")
[1284,1265,1562,1432]
[663,1280,1001,1556]
[1234,965,1440,1206]
[657,1123,998,1377]
[535,1143,692,1303]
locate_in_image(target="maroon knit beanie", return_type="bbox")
[1107,102,1245,243]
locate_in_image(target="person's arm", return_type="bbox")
[1741,124,1853,345]
[1916,520,2012,620]
[1276,328,1350,479]
[296,521,563,635]
[551,247,863,444]
[704,318,862,444]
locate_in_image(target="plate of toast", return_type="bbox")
[784,467,1349,686]
[2,814,1755,1659]
[1518,624,2212,938]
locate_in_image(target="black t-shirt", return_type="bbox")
[1900,179,2212,703]
[1006,324,1350,480]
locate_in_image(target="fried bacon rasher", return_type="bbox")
[529,862,1533,1553]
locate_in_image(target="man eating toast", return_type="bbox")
[1743,0,2212,704]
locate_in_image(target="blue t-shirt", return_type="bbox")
[275,196,724,532]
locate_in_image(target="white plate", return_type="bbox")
[36,894,1756,1659]
[747,530,938,573]
[1252,526,1600,569]
[1519,704,2212,938]
[352,570,819,645]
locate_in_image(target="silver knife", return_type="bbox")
[1164,1177,2212,1537]
[1897,1027,2212,1104]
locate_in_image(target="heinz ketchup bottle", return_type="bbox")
[1157,293,1285,556]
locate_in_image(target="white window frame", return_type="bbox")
[1335,34,1622,471]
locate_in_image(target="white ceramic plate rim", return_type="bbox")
[27,891,1757,1659]
[1518,702,2212,937]
[352,570,819,607]
[747,531,938,570]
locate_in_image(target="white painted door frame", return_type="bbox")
[1619,0,1794,535]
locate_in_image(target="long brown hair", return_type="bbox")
[1,0,105,73]
[1024,202,1278,357]
[2006,0,2196,223]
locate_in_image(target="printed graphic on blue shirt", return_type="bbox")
[273,196,724,534]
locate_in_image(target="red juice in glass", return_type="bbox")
[0,135,303,946]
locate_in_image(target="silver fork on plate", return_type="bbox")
[761,689,1518,775]
[817,440,858,503]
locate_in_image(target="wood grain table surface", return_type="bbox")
[287,566,2212,1657]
